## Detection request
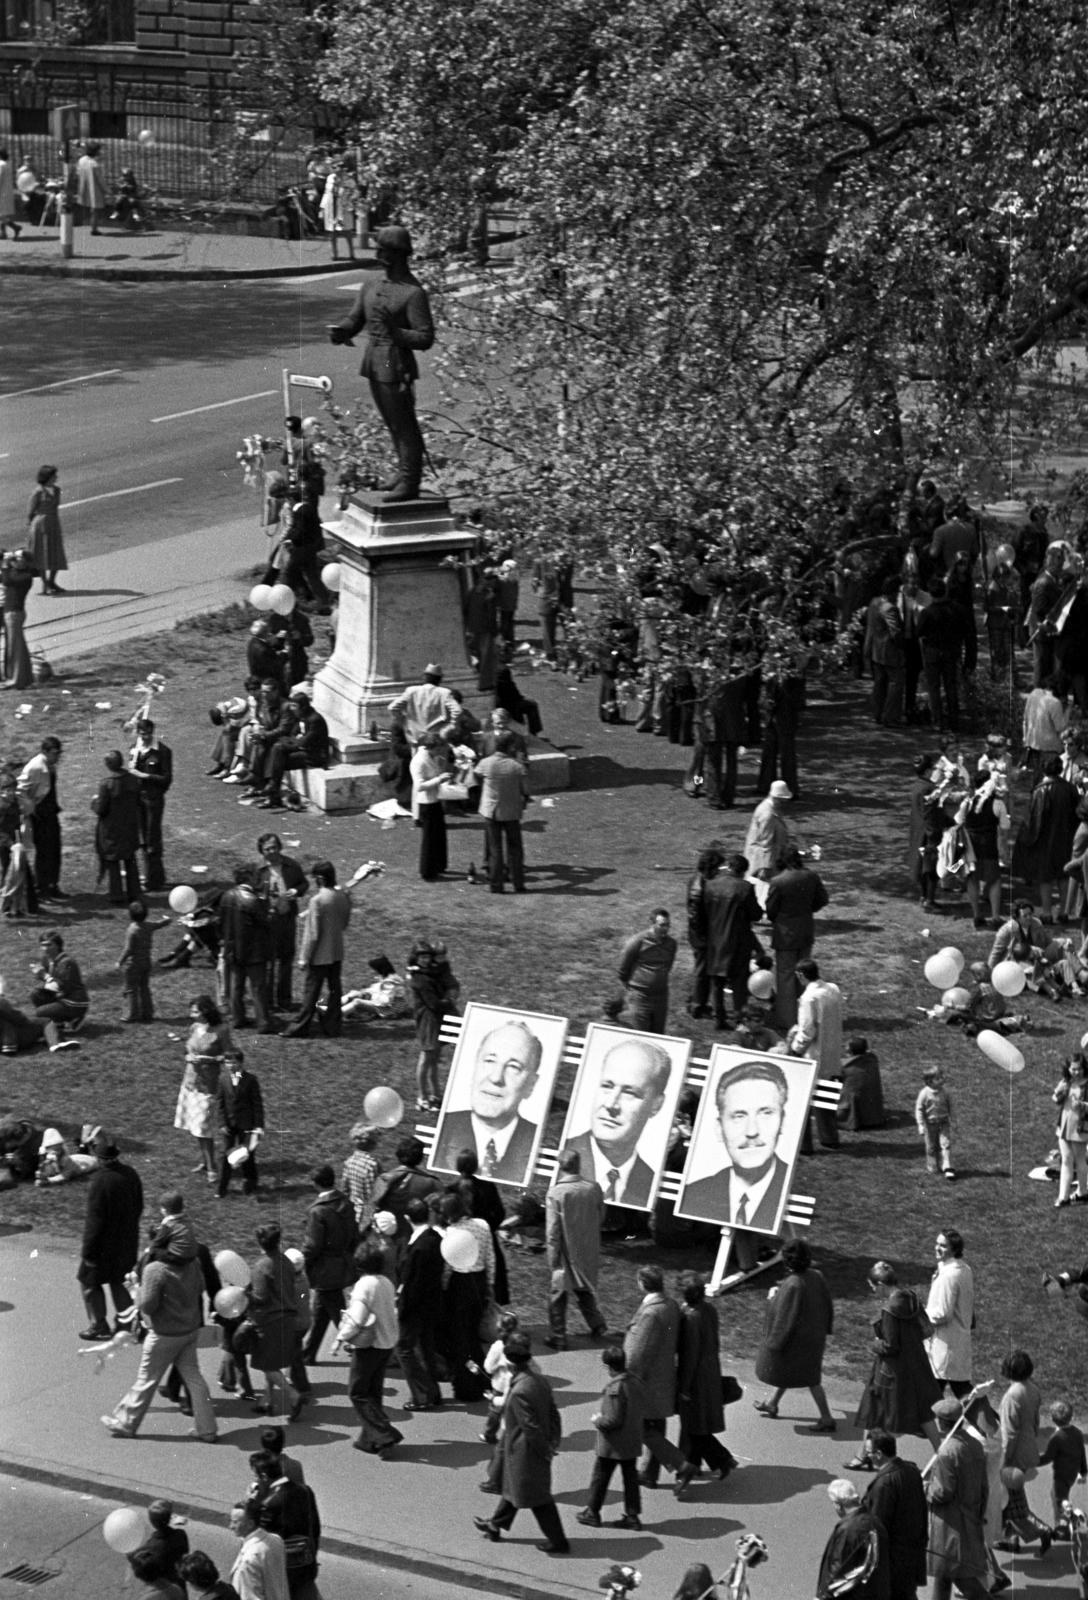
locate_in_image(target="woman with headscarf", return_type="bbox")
[25,465,67,595]
[849,1261,941,1468]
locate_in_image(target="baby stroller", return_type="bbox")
[108,169,147,231]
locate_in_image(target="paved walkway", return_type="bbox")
[22,515,263,663]
[0,227,367,281]
[0,1231,1066,1600]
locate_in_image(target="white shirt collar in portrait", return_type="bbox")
[470,1112,521,1164]
[588,1139,639,1200]
[726,1163,778,1226]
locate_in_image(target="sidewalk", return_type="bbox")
[23,516,263,663]
[0,1231,1065,1600]
[0,227,367,281]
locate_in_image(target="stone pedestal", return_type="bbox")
[303,491,570,811]
[313,492,480,758]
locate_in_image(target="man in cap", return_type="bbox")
[926,1396,991,1600]
[328,225,435,502]
[744,781,792,884]
[815,1479,890,1600]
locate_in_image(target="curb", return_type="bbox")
[0,257,364,282]
[0,1451,594,1600]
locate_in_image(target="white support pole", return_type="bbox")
[708,1227,734,1292]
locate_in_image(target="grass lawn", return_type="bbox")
[1,606,1085,1411]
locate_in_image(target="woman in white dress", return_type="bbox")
[174,994,230,1182]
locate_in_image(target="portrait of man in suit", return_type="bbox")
[678,1057,795,1234]
[564,1037,675,1209]
[431,1017,544,1184]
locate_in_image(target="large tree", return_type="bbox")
[318,0,1088,679]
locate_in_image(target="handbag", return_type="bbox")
[283,1535,316,1571]
[720,1375,743,1405]
[231,1318,261,1358]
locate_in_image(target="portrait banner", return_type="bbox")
[429,1002,569,1187]
[557,1025,692,1211]
[675,1045,818,1237]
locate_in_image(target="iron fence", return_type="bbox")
[11,128,309,207]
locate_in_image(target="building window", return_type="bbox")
[89,110,127,137]
[0,0,134,41]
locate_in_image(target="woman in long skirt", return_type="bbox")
[26,465,67,595]
[247,1223,300,1420]
[1,550,34,688]
[849,1261,941,1467]
[410,732,448,881]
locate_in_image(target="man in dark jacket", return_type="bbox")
[697,853,762,1030]
[216,1053,265,1197]
[246,622,282,685]
[917,578,967,734]
[241,682,298,801]
[369,1138,442,1241]
[863,577,906,727]
[91,750,142,904]
[258,692,330,812]
[757,673,804,799]
[130,718,173,892]
[281,485,329,605]
[396,1197,444,1409]
[685,843,724,1018]
[617,911,677,1034]
[219,866,276,1033]
[300,1164,359,1364]
[816,1479,890,1600]
[766,848,830,1032]
[255,832,308,1009]
[624,1265,696,1494]
[860,1431,927,1600]
[685,673,752,810]
[473,1334,569,1553]
[78,1130,143,1339]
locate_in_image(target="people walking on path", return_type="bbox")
[248,1223,302,1421]
[815,1479,889,1600]
[624,1265,696,1496]
[473,1332,569,1553]
[544,1147,607,1350]
[851,1261,942,1466]
[926,1396,991,1600]
[78,1129,143,1340]
[676,1275,736,1479]
[395,1197,444,1411]
[339,1241,402,1454]
[859,1431,929,1600]
[578,1345,646,1530]
[753,1238,836,1431]
[299,1164,359,1365]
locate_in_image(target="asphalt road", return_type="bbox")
[0,272,442,560]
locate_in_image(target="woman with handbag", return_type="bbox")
[849,1261,942,1469]
[1052,1054,1088,1208]
[246,1223,301,1421]
[337,1241,402,1454]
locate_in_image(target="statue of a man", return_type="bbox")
[328,224,435,503]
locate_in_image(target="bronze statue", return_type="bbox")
[328,224,435,503]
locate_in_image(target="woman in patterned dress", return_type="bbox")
[174,994,229,1182]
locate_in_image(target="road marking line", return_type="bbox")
[151,390,278,423]
[0,369,123,399]
[65,478,183,509]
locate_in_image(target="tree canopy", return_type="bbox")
[315,0,1088,680]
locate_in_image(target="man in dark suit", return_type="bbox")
[77,1131,143,1340]
[860,1431,928,1600]
[863,576,907,727]
[679,1058,792,1233]
[91,750,142,905]
[396,1198,445,1409]
[215,1053,264,1197]
[565,1037,672,1209]
[766,847,829,1032]
[432,1018,542,1183]
[129,718,172,892]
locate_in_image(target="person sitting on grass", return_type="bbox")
[0,974,46,1054]
[0,1116,43,1190]
[254,690,330,812]
[28,929,88,1051]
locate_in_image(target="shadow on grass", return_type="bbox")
[527,863,618,897]
[568,756,685,792]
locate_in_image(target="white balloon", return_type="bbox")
[977,1029,1025,1073]
[938,946,965,976]
[249,584,274,612]
[924,952,960,990]
[213,1285,248,1320]
[942,986,971,1010]
[269,583,296,616]
[363,1086,404,1129]
[440,1229,479,1271]
[994,543,1016,567]
[748,969,775,1000]
[168,884,198,915]
[213,1248,251,1288]
[137,129,155,148]
[991,959,1027,998]
[103,1507,148,1553]
[321,562,342,593]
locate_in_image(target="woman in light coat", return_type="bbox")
[924,1229,974,1395]
[75,143,106,232]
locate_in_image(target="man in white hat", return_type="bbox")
[388,665,457,747]
[744,781,792,885]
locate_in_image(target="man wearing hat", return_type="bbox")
[926,1396,991,1600]
[130,717,173,892]
[744,782,792,886]
[388,665,457,748]
[328,225,435,502]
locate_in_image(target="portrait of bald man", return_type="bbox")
[564,1035,679,1209]
[432,1015,546,1185]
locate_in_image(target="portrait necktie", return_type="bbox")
[605,1168,620,1202]
[734,1192,748,1228]
[482,1138,498,1177]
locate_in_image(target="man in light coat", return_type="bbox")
[624,1265,696,1495]
[388,664,457,746]
[744,781,791,886]
[283,860,352,1038]
[791,958,843,1150]
[544,1148,608,1350]
[229,1502,289,1600]
[474,730,530,894]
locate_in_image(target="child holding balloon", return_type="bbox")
[117,900,171,1023]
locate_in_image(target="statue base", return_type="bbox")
[303,491,569,811]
